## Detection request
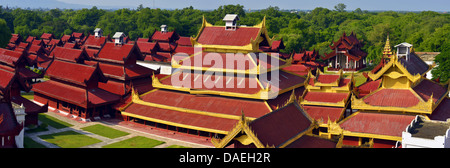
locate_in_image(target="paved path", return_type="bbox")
[25,111,212,148]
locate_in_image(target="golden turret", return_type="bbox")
[383,34,393,56]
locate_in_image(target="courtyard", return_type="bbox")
[24,112,211,148]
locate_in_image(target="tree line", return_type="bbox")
[0,4,448,80]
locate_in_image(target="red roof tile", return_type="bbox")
[50,47,89,63]
[45,60,105,86]
[0,48,26,67]
[0,69,16,92]
[176,36,192,46]
[11,96,47,114]
[136,42,158,54]
[40,33,54,40]
[99,63,153,80]
[303,92,349,103]
[160,71,262,95]
[340,112,416,137]
[151,31,179,42]
[197,26,260,46]
[302,105,345,123]
[32,80,119,107]
[96,42,143,64]
[285,135,337,148]
[413,79,447,103]
[124,103,238,132]
[83,35,107,48]
[249,102,312,147]
[139,89,270,118]
[429,97,450,121]
[363,89,420,108]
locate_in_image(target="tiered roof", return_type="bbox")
[353,51,446,115]
[211,101,340,148]
[323,31,367,61]
[32,60,120,108]
[119,16,308,139]
[299,70,352,125]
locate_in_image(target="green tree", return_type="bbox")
[0,18,11,47]
[431,43,450,83]
[334,3,347,12]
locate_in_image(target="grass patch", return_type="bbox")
[38,114,73,129]
[21,92,34,100]
[39,131,102,148]
[102,136,165,148]
[81,124,130,139]
[166,145,190,148]
[24,137,47,148]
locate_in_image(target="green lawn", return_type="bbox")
[21,92,34,100]
[24,137,47,148]
[38,114,73,129]
[166,145,190,148]
[102,136,165,148]
[39,131,102,148]
[81,124,130,139]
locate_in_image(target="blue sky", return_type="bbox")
[3,0,449,11]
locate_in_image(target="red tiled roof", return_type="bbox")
[60,35,72,42]
[302,105,345,123]
[124,103,238,132]
[363,89,420,108]
[71,32,84,39]
[32,80,120,107]
[45,60,105,86]
[11,96,47,114]
[26,36,35,43]
[50,47,88,63]
[96,42,143,63]
[151,31,179,42]
[356,79,381,98]
[266,87,305,109]
[174,46,196,56]
[176,36,192,46]
[249,102,312,147]
[0,69,16,91]
[429,97,450,121]
[0,48,26,67]
[98,80,128,96]
[40,33,54,40]
[179,52,256,70]
[316,74,340,84]
[282,64,310,76]
[139,89,270,118]
[160,71,263,95]
[303,92,349,103]
[413,79,447,103]
[99,63,153,80]
[258,70,306,93]
[340,112,416,137]
[197,26,260,46]
[285,135,337,148]
[83,36,107,48]
[136,42,158,54]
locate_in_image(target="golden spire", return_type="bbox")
[383,34,393,56]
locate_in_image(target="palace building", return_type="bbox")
[323,37,450,148]
[2,15,450,148]
[116,15,308,140]
[323,32,367,71]
[32,60,121,121]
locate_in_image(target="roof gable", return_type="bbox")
[45,60,106,86]
[96,42,143,64]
